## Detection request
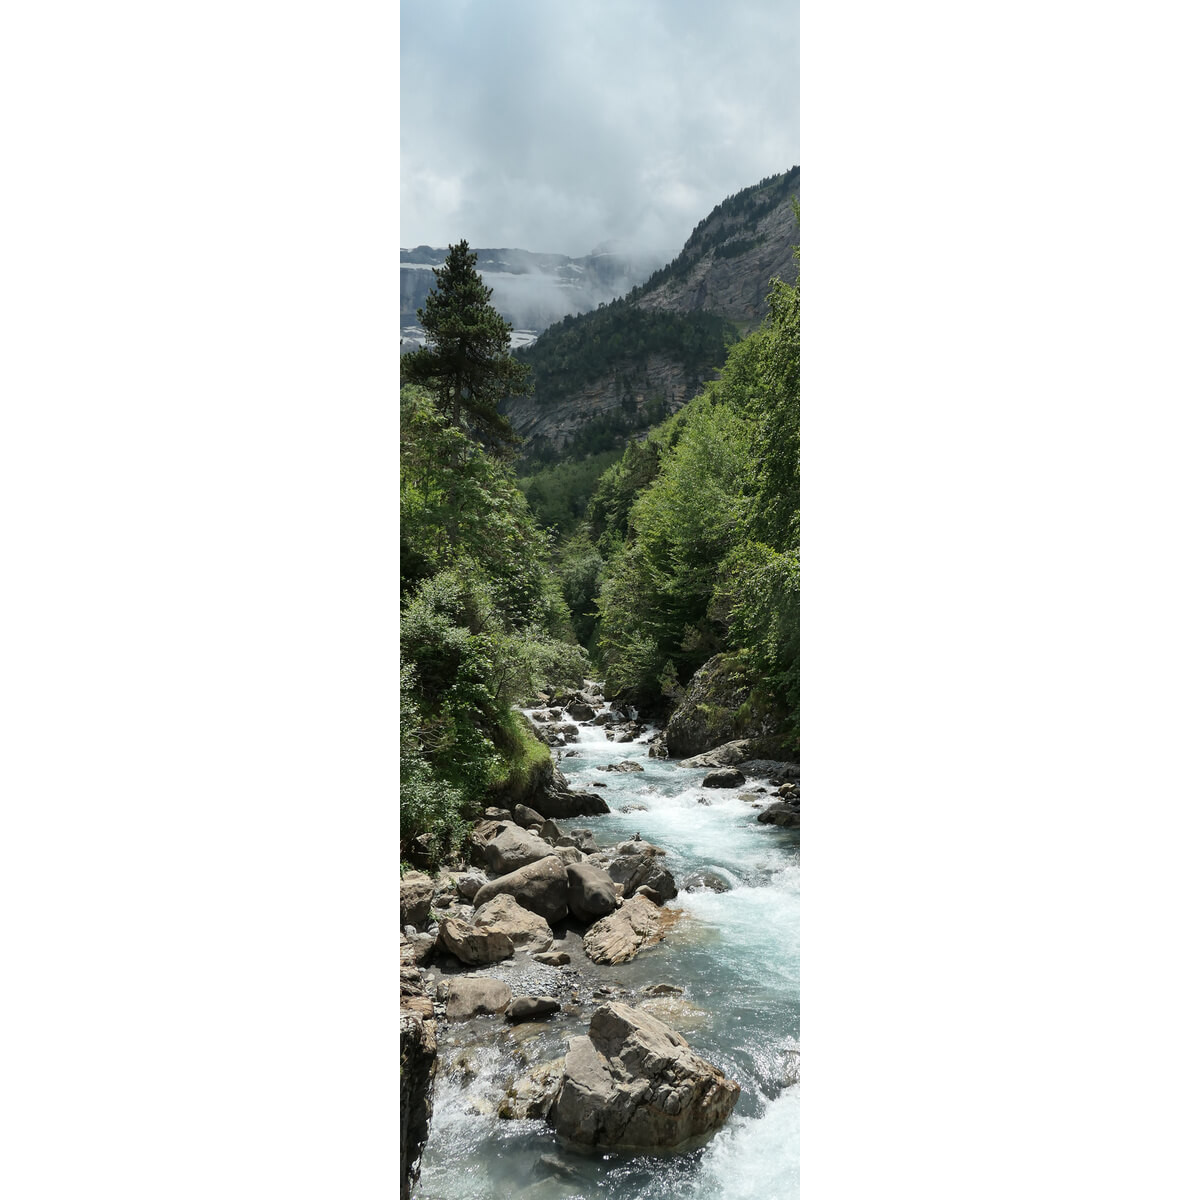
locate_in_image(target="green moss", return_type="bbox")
[488,710,551,801]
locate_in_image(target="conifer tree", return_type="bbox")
[401,240,530,455]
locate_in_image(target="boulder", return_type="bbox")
[681,870,731,894]
[568,829,601,855]
[443,977,513,1022]
[466,819,505,869]
[533,950,571,966]
[566,861,620,922]
[437,916,514,966]
[506,994,562,1023]
[399,872,435,928]
[471,893,554,952]
[663,653,783,758]
[482,806,513,821]
[701,767,746,788]
[400,1010,437,1197]
[539,818,565,841]
[528,763,611,819]
[600,760,644,773]
[553,845,584,865]
[550,1003,740,1149]
[756,801,800,829]
[455,872,487,901]
[739,758,800,782]
[583,895,669,964]
[498,1058,566,1120]
[567,701,596,721]
[605,855,677,903]
[513,803,546,829]
[483,824,558,874]
[678,740,754,768]
[473,854,570,924]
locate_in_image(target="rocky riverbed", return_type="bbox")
[403,683,799,1200]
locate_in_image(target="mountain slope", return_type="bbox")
[501,168,799,459]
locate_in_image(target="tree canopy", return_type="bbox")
[400,239,531,455]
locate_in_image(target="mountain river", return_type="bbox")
[417,702,799,1199]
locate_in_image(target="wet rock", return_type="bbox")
[400,1010,437,1198]
[613,838,665,857]
[443,976,513,1021]
[550,1003,740,1149]
[756,801,800,829]
[566,861,620,923]
[437,916,514,966]
[567,701,596,721]
[644,983,683,996]
[696,796,712,806]
[606,855,677,903]
[498,1058,566,1120]
[399,872,434,928]
[506,994,562,1023]
[590,781,608,788]
[619,803,648,813]
[484,824,558,875]
[583,895,669,965]
[681,870,731,894]
[600,760,644,773]
[473,854,570,924]
[472,893,554,953]
[701,767,746,788]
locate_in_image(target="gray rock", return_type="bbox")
[456,872,487,901]
[539,818,565,842]
[513,803,546,829]
[436,916,514,966]
[482,807,513,822]
[472,893,555,952]
[600,760,644,773]
[756,802,800,829]
[506,994,562,1023]
[681,870,731,894]
[473,854,570,924]
[606,855,677,903]
[583,895,669,965]
[399,872,434,928]
[566,861,620,922]
[701,767,746,788]
[678,740,754,768]
[443,976,513,1021]
[533,950,571,966]
[553,845,584,865]
[498,1058,566,1120]
[550,1003,740,1148]
[484,824,558,874]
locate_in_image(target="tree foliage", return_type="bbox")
[401,240,530,455]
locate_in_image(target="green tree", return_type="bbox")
[401,240,531,455]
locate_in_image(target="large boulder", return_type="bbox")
[756,801,800,829]
[498,1058,566,1120]
[472,893,554,953]
[566,861,620,922]
[678,740,753,768]
[437,916,514,966]
[701,767,746,788]
[513,803,547,829]
[606,856,677,904]
[442,977,513,1021]
[399,872,434,928]
[583,894,668,964]
[400,1011,437,1198]
[738,758,800,782]
[663,653,781,759]
[550,1003,740,1149]
[483,823,558,874]
[528,762,611,819]
[506,994,561,1023]
[473,854,570,924]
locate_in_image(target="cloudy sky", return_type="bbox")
[400,0,799,260]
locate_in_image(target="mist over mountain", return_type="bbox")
[501,167,800,460]
[400,246,663,351]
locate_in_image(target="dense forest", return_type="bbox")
[401,228,798,868]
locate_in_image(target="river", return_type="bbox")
[417,705,800,1199]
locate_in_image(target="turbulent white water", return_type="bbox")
[418,704,799,1199]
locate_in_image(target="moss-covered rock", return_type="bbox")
[663,653,784,759]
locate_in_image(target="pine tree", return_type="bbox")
[401,240,530,455]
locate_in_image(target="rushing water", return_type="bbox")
[418,703,799,1200]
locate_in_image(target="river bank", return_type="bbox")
[405,688,799,1199]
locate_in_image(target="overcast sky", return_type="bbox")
[400,0,799,261]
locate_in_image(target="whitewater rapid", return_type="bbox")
[417,709,799,1199]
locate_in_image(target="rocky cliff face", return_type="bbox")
[503,351,703,454]
[631,171,799,326]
